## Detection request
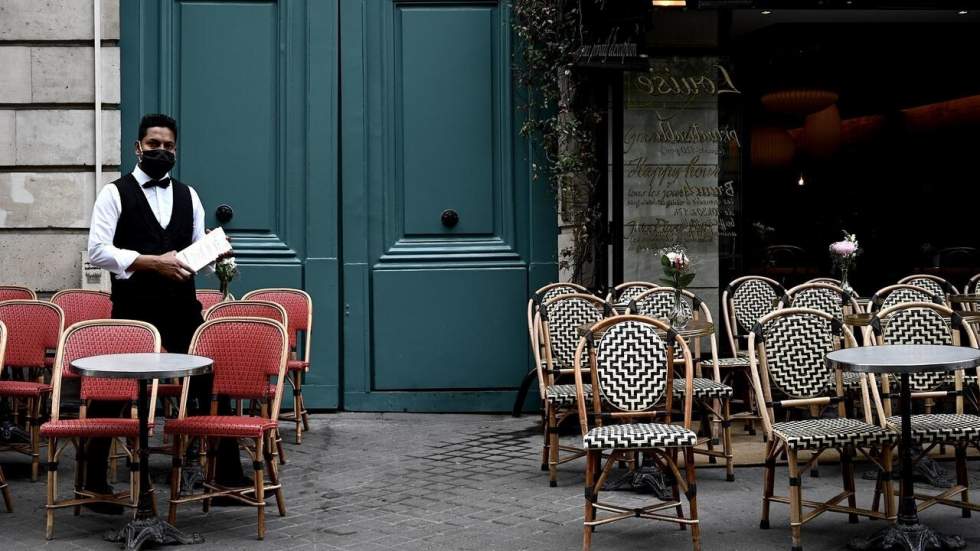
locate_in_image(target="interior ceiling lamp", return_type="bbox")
[802,104,842,158]
[761,89,838,115]
[750,127,796,169]
[651,0,686,6]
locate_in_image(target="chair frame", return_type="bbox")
[534,292,611,487]
[574,314,701,551]
[166,317,289,540]
[630,287,735,481]
[42,319,161,539]
[0,321,12,512]
[749,308,895,550]
[242,288,313,444]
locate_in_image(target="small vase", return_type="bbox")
[669,289,690,330]
[840,265,855,296]
[219,279,230,301]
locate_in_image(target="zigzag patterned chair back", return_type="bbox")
[722,276,786,356]
[539,294,610,381]
[606,282,658,304]
[872,302,964,392]
[781,282,861,322]
[898,274,958,306]
[628,287,697,321]
[869,284,941,314]
[967,274,980,296]
[752,308,842,401]
[527,283,586,395]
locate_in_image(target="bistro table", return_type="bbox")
[71,353,212,551]
[826,345,980,551]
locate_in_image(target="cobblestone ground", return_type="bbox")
[3,413,980,550]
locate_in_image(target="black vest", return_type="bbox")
[110,174,197,308]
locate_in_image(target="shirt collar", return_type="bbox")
[132,165,171,187]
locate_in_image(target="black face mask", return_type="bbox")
[139,147,176,179]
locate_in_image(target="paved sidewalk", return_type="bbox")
[3,413,980,550]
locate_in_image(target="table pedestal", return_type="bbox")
[849,374,965,551]
[104,380,203,551]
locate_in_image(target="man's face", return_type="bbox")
[135,126,176,158]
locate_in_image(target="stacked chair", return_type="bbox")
[867,284,942,314]
[605,281,658,305]
[897,274,959,308]
[629,287,735,481]
[0,286,36,301]
[0,321,11,512]
[196,289,232,311]
[750,308,897,551]
[40,320,160,539]
[574,315,702,550]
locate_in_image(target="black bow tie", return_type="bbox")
[142,178,171,189]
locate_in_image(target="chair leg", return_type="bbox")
[168,436,185,525]
[788,449,803,551]
[685,447,701,551]
[956,444,970,518]
[292,372,303,444]
[45,440,59,537]
[540,403,551,472]
[841,446,858,524]
[203,438,217,513]
[583,450,597,551]
[671,449,684,528]
[73,437,85,516]
[29,398,40,482]
[547,407,559,487]
[723,399,734,482]
[130,438,140,511]
[263,433,286,517]
[255,437,266,540]
[760,440,775,529]
[0,463,11,514]
[882,444,895,521]
[299,390,310,432]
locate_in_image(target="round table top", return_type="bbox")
[826,345,980,374]
[949,294,980,304]
[71,353,213,379]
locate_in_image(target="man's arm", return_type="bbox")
[87,184,192,282]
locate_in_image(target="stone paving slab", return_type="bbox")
[2,412,980,550]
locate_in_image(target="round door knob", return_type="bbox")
[441,209,459,228]
[215,204,234,225]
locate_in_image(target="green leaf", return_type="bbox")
[658,278,675,286]
[661,255,671,268]
[679,273,696,287]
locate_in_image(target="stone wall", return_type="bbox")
[0,0,120,292]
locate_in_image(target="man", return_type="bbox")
[86,113,242,507]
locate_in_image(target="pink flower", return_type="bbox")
[830,240,857,257]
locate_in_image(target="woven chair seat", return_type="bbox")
[885,414,980,444]
[672,378,733,399]
[0,380,51,397]
[773,418,897,450]
[841,371,866,388]
[584,422,697,450]
[545,384,591,407]
[165,415,278,439]
[156,383,183,397]
[287,360,308,371]
[715,356,751,368]
[40,418,139,438]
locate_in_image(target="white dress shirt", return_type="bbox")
[87,165,208,279]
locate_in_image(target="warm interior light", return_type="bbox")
[798,174,805,186]
[958,10,968,15]
[761,10,772,15]
[651,0,686,6]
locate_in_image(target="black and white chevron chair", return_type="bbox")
[867,302,980,518]
[898,274,959,308]
[535,292,611,487]
[750,308,896,551]
[574,315,701,551]
[867,283,942,314]
[630,287,736,481]
[604,281,658,305]
[721,276,787,435]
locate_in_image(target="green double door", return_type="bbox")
[122,0,555,411]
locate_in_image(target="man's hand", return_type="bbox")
[152,251,193,281]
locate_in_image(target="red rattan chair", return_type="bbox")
[0,321,12,512]
[0,286,36,301]
[205,300,289,463]
[39,320,160,539]
[196,289,233,311]
[0,300,64,481]
[50,289,112,328]
[242,289,312,444]
[165,317,288,540]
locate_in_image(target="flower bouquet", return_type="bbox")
[829,231,859,295]
[659,245,696,329]
[215,256,238,300]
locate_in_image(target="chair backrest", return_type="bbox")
[197,289,233,310]
[806,277,841,286]
[606,281,658,304]
[897,274,958,305]
[537,293,610,382]
[722,275,786,356]
[748,308,857,438]
[50,320,161,421]
[205,300,288,377]
[242,288,312,363]
[527,283,586,396]
[966,273,980,296]
[0,286,36,301]
[187,318,288,416]
[780,282,861,322]
[51,289,112,328]
[574,315,694,434]
[869,283,941,313]
[872,302,971,392]
[0,300,63,369]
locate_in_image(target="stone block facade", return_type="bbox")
[0,0,120,292]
